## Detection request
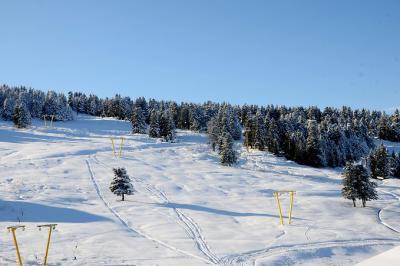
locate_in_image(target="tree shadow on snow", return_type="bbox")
[0,200,110,223]
[154,202,305,220]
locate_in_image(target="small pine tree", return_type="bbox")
[13,103,31,128]
[149,110,160,138]
[220,132,237,166]
[2,97,15,121]
[342,163,378,207]
[109,168,135,201]
[342,163,359,207]
[131,106,147,134]
[369,144,390,179]
[306,120,323,167]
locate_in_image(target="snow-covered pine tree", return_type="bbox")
[342,163,378,207]
[131,106,147,134]
[306,120,323,167]
[266,118,280,155]
[393,152,400,178]
[159,110,176,142]
[109,168,135,201]
[254,110,266,151]
[342,163,358,207]
[13,102,31,128]
[356,165,378,207]
[207,117,220,151]
[149,110,160,138]
[369,144,390,179]
[2,97,15,121]
[220,131,237,166]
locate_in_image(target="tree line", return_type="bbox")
[2,84,400,169]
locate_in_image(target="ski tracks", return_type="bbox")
[89,155,219,264]
[131,173,220,264]
[377,188,400,234]
[220,238,400,266]
[85,158,212,264]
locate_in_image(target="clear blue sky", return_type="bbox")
[0,0,399,110]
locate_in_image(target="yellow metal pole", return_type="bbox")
[10,228,23,266]
[110,138,116,157]
[288,191,294,224]
[274,192,284,225]
[119,137,124,158]
[43,226,53,266]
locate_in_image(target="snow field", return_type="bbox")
[0,115,399,265]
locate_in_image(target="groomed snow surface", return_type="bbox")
[0,115,399,265]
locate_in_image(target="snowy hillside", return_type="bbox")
[1,115,399,265]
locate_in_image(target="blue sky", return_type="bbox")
[0,0,399,110]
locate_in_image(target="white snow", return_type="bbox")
[356,245,400,266]
[0,115,399,265]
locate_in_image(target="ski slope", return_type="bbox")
[0,115,399,265]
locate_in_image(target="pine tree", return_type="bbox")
[13,103,31,128]
[342,163,358,207]
[357,165,378,207]
[306,120,323,167]
[369,144,390,179]
[109,168,135,201]
[2,97,15,120]
[266,118,279,155]
[159,111,176,142]
[149,110,160,138]
[131,106,147,134]
[207,118,219,151]
[342,163,378,207]
[220,131,237,166]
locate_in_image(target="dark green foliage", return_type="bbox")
[220,132,237,166]
[131,106,147,134]
[109,168,135,201]
[369,144,390,179]
[342,163,378,207]
[13,103,31,128]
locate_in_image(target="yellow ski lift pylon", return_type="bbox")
[43,115,55,128]
[110,137,125,158]
[273,191,296,225]
[7,225,25,266]
[37,224,57,266]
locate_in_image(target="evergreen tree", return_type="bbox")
[131,106,147,134]
[342,163,378,207]
[266,118,280,154]
[13,103,32,128]
[207,118,220,151]
[2,97,15,120]
[390,152,400,178]
[220,131,237,166]
[306,120,323,167]
[149,110,160,138]
[369,144,390,178]
[109,168,135,201]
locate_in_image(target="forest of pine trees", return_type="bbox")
[2,84,400,169]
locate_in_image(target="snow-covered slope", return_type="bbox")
[0,115,399,265]
[355,245,400,266]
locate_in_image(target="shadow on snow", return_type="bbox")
[0,200,110,223]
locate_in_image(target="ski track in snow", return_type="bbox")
[135,177,220,264]
[377,188,400,234]
[86,158,212,264]
[219,238,400,266]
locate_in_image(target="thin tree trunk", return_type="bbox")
[352,198,356,207]
[362,198,366,207]
[122,193,125,201]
